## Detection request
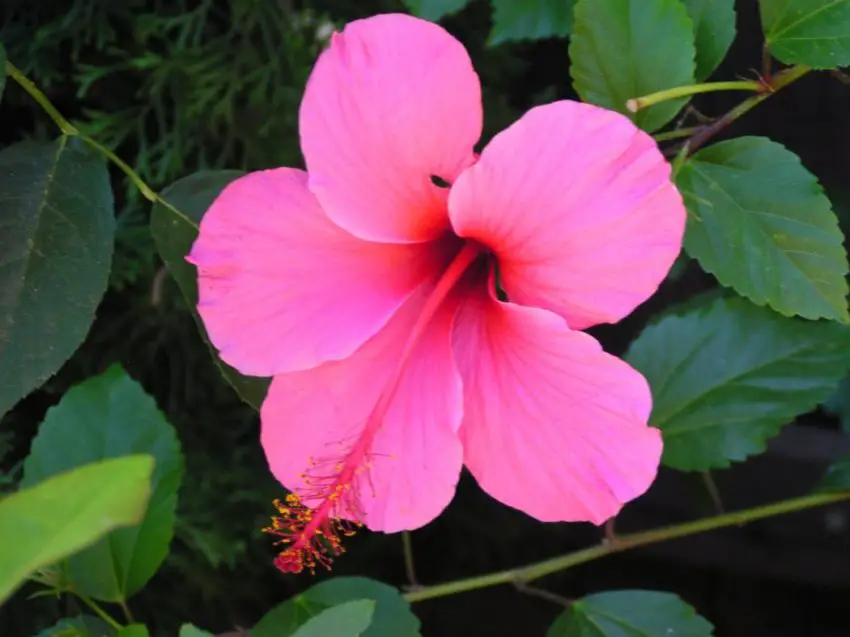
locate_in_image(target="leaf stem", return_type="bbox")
[403,490,850,603]
[5,60,198,229]
[627,81,763,112]
[74,591,124,631]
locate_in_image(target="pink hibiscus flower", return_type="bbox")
[188,13,686,574]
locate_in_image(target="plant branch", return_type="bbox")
[73,591,123,631]
[5,60,197,229]
[401,531,420,589]
[403,490,850,603]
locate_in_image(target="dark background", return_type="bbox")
[1,0,850,635]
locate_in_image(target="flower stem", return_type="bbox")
[627,81,763,112]
[5,60,197,229]
[403,490,850,603]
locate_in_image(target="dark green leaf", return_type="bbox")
[489,0,576,45]
[35,616,117,637]
[178,625,215,637]
[760,0,850,69]
[819,456,850,492]
[547,590,714,636]
[822,374,850,433]
[253,577,419,637]
[116,626,148,637]
[0,456,153,604]
[0,137,114,416]
[150,170,268,409]
[21,365,182,602]
[677,137,849,322]
[626,296,850,470]
[569,0,696,131]
[291,600,375,637]
[681,0,737,80]
[0,44,6,102]
[402,0,471,21]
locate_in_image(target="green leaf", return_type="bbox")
[35,616,117,637]
[676,137,849,322]
[291,600,375,637]
[0,44,6,102]
[0,137,115,416]
[0,456,153,604]
[402,0,471,21]
[625,296,850,470]
[547,590,714,636]
[116,626,148,637]
[819,456,850,492]
[150,170,268,409]
[178,625,215,637]
[21,365,183,602]
[569,0,696,132]
[760,0,850,69]
[489,0,576,45]
[822,374,850,433]
[253,577,419,637]
[681,0,737,80]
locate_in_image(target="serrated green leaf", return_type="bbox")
[681,0,737,80]
[626,296,850,470]
[677,137,849,322]
[0,137,115,417]
[178,625,214,637]
[547,590,714,636]
[291,600,375,637]
[569,0,696,131]
[150,170,268,409]
[21,366,182,602]
[253,577,419,637]
[35,615,117,637]
[819,456,850,492]
[116,626,148,637]
[402,0,471,21]
[760,0,850,69]
[0,456,153,604]
[489,0,576,45]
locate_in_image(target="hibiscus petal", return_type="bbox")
[449,100,685,330]
[260,286,464,533]
[188,168,450,376]
[300,13,482,244]
[452,281,662,525]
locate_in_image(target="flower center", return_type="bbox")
[263,240,484,574]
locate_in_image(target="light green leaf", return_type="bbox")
[819,456,850,492]
[677,137,849,322]
[489,0,576,45]
[402,0,471,21]
[21,365,183,602]
[150,170,268,409]
[760,0,850,69]
[291,601,375,637]
[569,0,696,131]
[0,137,115,416]
[0,456,153,604]
[547,590,714,636]
[116,626,148,637]
[35,616,117,637]
[178,625,215,637]
[626,296,850,470]
[681,0,737,80]
[253,577,419,637]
